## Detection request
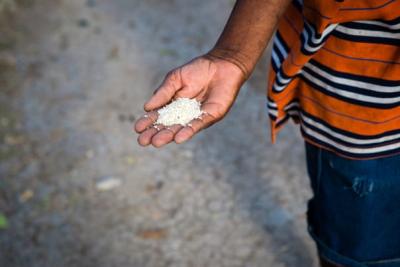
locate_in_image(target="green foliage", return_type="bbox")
[0,212,8,229]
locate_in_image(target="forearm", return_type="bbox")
[206,0,291,79]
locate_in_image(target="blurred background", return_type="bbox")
[0,0,318,266]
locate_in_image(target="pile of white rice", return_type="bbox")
[155,98,204,126]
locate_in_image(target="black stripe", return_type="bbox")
[304,23,323,48]
[305,22,333,46]
[300,127,400,159]
[300,22,337,55]
[275,75,288,87]
[299,108,400,140]
[272,43,285,65]
[271,101,400,158]
[310,59,400,87]
[269,113,278,121]
[283,99,300,109]
[272,80,288,92]
[292,0,303,12]
[271,55,279,73]
[332,29,400,46]
[275,30,290,54]
[279,69,292,80]
[267,96,276,105]
[283,103,300,113]
[299,112,400,149]
[303,65,400,98]
[279,101,301,127]
[276,114,291,128]
[272,69,299,93]
[300,71,400,109]
[282,104,400,152]
[268,104,278,110]
[375,16,400,26]
[274,68,294,87]
[300,30,315,56]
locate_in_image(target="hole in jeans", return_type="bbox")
[351,177,374,197]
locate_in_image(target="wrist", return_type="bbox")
[204,47,251,81]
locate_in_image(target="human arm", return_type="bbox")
[206,0,291,79]
[134,0,291,147]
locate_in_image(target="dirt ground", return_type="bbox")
[0,1,319,266]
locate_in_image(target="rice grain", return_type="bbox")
[155,98,204,126]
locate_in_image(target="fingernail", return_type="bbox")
[144,103,151,110]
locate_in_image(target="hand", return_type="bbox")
[134,55,245,147]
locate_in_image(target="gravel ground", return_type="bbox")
[0,1,318,266]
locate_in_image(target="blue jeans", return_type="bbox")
[305,142,400,267]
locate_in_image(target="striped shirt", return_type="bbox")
[268,0,400,159]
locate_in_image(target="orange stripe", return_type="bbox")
[298,84,400,134]
[336,1,400,22]
[313,39,400,81]
[267,0,400,153]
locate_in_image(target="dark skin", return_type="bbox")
[134,56,244,147]
[134,0,291,148]
[135,2,343,266]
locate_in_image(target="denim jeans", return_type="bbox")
[305,142,400,267]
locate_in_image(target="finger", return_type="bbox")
[144,71,182,112]
[174,111,217,144]
[137,125,165,146]
[173,86,198,100]
[151,124,184,148]
[134,111,159,133]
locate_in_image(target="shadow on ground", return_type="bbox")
[0,1,318,266]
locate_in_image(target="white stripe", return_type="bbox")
[271,50,282,69]
[284,102,300,110]
[276,71,291,84]
[302,70,400,104]
[306,62,400,93]
[301,123,400,154]
[336,25,400,39]
[267,100,277,108]
[301,113,400,145]
[273,72,292,92]
[306,22,338,44]
[273,83,287,92]
[354,20,400,31]
[273,36,288,58]
[302,22,337,53]
[268,109,278,117]
[286,105,400,145]
[287,110,298,116]
[302,28,324,53]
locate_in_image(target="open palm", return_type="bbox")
[134,56,245,147]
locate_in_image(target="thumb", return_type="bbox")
[144,70,182,111]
